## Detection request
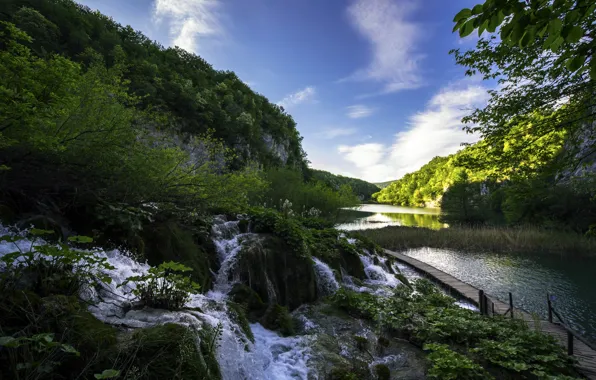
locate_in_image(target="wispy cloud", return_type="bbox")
[153,0,222,54]
[316,128,358,139]
[346,104,376,119]
[277,86,316,108]
[337,81,490,182]
[344,0,424,94]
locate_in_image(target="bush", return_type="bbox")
[119,261,200,310]
[425,343,492,380]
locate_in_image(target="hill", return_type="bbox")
[310,169,379,201]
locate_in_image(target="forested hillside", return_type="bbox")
[310,169,379,201]
[0,0,307,170]
[374,112,596,232]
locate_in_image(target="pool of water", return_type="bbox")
[401,247,596,342]
[335,204,445,230]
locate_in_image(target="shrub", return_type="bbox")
[119,261,200,310]
[425,343,492,380]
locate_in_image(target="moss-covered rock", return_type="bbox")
[235,234,317,310]
[374,364,391,380]
[310,229,366,280]
[229,283,267,321]
[227,301,255,343]
[118,323,221,380]
[142,219,218,291]
[0,291,117,379]
[261,303,295,336]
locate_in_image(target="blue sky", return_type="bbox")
[78,0,491,182]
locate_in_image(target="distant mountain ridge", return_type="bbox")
[374,180,397,189]
[310,169,380,201]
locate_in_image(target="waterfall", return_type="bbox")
[312,257,340,295]
[359,253,399,288]
[0,220,312,380]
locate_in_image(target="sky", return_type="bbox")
[78,0,491,183]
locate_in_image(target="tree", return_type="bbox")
[451,0,596,168]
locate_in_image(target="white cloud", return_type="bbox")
[316,128,358,139]
[346,105,376,119]
[338,143,386,169]
[337,82,490,182]
[344,0,424,94]
[277,86,316,108]
[153,0,222,54]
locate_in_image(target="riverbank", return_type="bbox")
[359,225,596,256]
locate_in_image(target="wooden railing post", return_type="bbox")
[478,289,485,315]
[509,292,514,319]
[567,331,574,355]
[547,293,553,323]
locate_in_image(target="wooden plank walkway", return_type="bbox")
[384,249,596,379]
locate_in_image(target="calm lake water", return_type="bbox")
[402,248,596,342]
[335,204,445,230]
[337,204,596,343]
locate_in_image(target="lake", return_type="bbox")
[337,204,596,343]
[402,247,596,342]
[335,204,445,230]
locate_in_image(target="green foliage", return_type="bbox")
[119,261,200,310]
[0,232,114,296]
[0,333,80,377]
[256,168,361,220]
[94,369,121,379]
[118,323,221,380]
[261,304,295,336]
[0,21,265,251]
[360,224,596,256]
[328,279,580,378]
[227,301,255,343]
[452,0,595,79]
[425,343,491,380]
[310,169,380,201]
[451,0,596,187]
[0,0,307,171]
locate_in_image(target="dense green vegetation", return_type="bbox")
[330,280,581,379]
[0,0,307,171]
[374,1,596,234]
[360,225,596,256]
[309,169,379,201]
[373,103,596,232]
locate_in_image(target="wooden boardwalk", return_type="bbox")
[384,249,596,379]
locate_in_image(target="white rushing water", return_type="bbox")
[0,220,312,380]
[312,257,340,295]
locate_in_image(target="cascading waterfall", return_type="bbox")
[0,220,312,380]
[312,257,340,295]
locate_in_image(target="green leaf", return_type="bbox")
[61,344,80,356]
[0,336,17,347]
[459,20,476,38]
[453,8,472,22]
[550,36,564,52]
[487,14,500,33]
[564,26,584,43]
[68,235,94,243]
[548,18,562,36]
[590,59,596,81]
[30,228,54,236]
[471,4,484,15]
[478,20,489,36]
[94,369,121,379]
[519,28,535,48]
[566,55,586,72]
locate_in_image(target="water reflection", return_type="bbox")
[403,247,596,342]
[335,204,446,230]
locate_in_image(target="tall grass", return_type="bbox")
[359,226,596,257]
